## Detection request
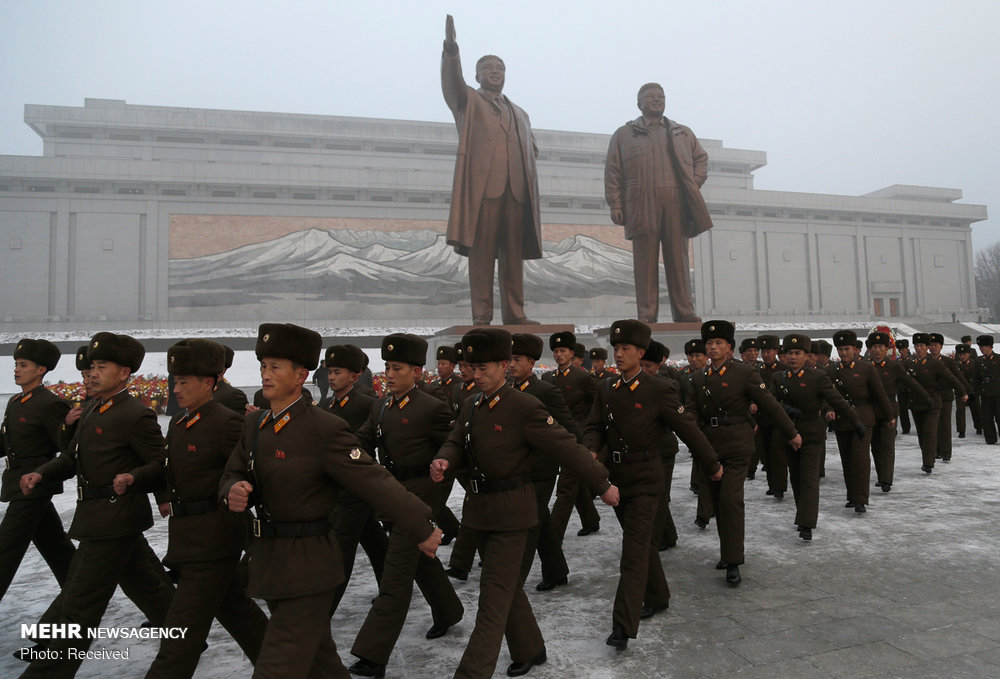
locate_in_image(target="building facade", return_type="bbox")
[0,98,987,329]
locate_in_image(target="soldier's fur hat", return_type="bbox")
[74,345,90,371]
[453,342,465,362]
[14,339,60,371]
[702,320,735,347]
[866,332,892,348]
[88,332,145,373]
[610,320,651,349]
[739,338,758,353]
[574,343,587,359]
[326,344,366,373]
[167,339,225,378]
[255,323,321,370]
[222,345,235,370]
[782,334,811,352]
[814,340,833,357]
[589,347,608,361]
[911,333,932,346]
[436,345,458,363]
[895,339,910,349]
[976,335,994,347]
[757,335,780,351]
[462,329,512,362]
[643,340,667,364]
[381,333,427,367]
[833,330,858,348]
[549,331,577,352]
[929,333,945,345]
[955,344,971,355]
[684,339,706,355]
[512,333,544,361]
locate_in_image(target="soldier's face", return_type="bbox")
[508,355,535,382]
[687,353,707,370]
[384,361,419,396]
[458,361,474,382]
[914,343,929,359]
[639,359,660,377]
[476,58,505,94]
[870,345,888,362]
[705,338,729,363]
[592,359,606,372]
[837,346,859,363]
[982,345,994,357]
[13,358,46,388]
[471,361,508,394]
[929,342,942,357]
[761,349,778,364]
[173,375,215,410]
[328,366,359,395]
[80,369,94,397]
[259,358,307,403]
[805,353,817,367]
[90,360,131,399]
[613,343,644,377]
[437,360,455,381]
[741,348,759,363]
[638,88,666,118]
[784,349,807,371]
[572,356,584,368]
[552,347,573,368]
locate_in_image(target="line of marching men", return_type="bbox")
[2,321,998,679]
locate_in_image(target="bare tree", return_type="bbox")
[975,242,1000,321]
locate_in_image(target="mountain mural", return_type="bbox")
[169,228,635,308]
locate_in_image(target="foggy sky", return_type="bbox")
[1,1,997,249]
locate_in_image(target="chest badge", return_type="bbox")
[275,449,286,459]
[349,448,362,460]
[495,424,503,431]
[187,444,196,452]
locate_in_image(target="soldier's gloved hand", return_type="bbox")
[854,423,867,440]
[227,481,253,512]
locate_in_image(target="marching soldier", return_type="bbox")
[431,328,619,677]
[756,335,787,499]
[769,334,859,540]
[895,339,913,434]
[688,321,801,586]
[0,340,75,605]
[584,320,719,648]
[349,334,464,677]
[144,339,267,679]
[19,332,175,678]
[444,343,481,582]
[221,323,442,679]
[954,344,981,437]
[813,340,834,369]
[827,331,892,513]
[928,333,971,461]
[738,338,759,365]
[682,339,714,526]
[213,345,250,414]
[589,347,613,380]
[975,335,1000,444]
[434,345,464,416]
[866,332,930,492]
[906,333,967,473]
[573,343,587,369]
[323,344,388,615]
[544,331,602,539]
[508,333,577,591]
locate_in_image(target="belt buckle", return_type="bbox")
[710,416,720,428]
[168,502,176,517]
[612,450,623,463]
[252,518,261,538]
[470,478,479,494]
[77,486,84,500]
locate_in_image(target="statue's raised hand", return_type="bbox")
[444,14,458,55]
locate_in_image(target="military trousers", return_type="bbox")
[631,187,695,322]
[454,528,542,679]
[835,427,872,506]
[652,454,678,547]
[0,496,75,602]
[784,433,824,529]
[329,490,388,615]
[981,395,1000,444]
[765,424,789,494]
[351,523,464,665]
[468,187,528,324]
[550,469,600,542]
[870,420,897,486]
[19,533,174,679]
[897,392,912,432]
[611,492,669,638]
[706,451,751,566]
[936,400,955,460]
[256,589,348,679]
[912,407,940,468]
[144,556,268,679]
[519,477,568,585]
[955,393,981,433]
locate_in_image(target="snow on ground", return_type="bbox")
[1,413,998,678]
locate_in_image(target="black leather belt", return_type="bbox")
[76,484,118,501]
[168,499,217,518]
[853,398,870,406]
[610,450,653,463]
[391,464,431,482]
[469,475,528,494]
[252,517,331,539]
[708,415,747,428]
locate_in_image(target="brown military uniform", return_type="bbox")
[975,352,1000,444]
[906,356,966,469]
[757,359,788,493]
[350,388,463,666]
[145,398,267,679]
[543,365,601,539]
[770,368,857,529]
[213,379,249,414]
[446,380,482,575]
[688,360,797,565]
[436,385,611,679]
[827,360,892,507]
[870,359,930,487]
[955,356,981,435]
[219,398,436,679]
[935,355,971,460]
[0,386,75,603]
[584,373,719,638]
[22,389,175,678]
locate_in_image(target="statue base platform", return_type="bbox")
[435,323,575,337]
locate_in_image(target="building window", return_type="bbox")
[293,193,316,200]
[252,191,277,199]
[73,186,101,193]
[873,298,884,316]
[10,238,22,250]
[934,255,944,267]
[102,239,114,251]
[211,190,237,198]
[161,189,187,196]
[889,298,900,317]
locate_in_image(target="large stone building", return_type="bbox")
[0,98,987,329]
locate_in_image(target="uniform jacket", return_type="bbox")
[433,374,464,416]
[512,373,580,480]
[905,356,967,410]
[870,358,932,416]
[34,389,165,539]
[213,379,249,414]
[936,355,971,401]
[542,364,597,425]
[441,48,542,259]
[769,368,858,441]
[605,116,712,239]
[325,386,376,433]
[825,360,893,429]
[436,385,610,531]
[2,385,70,501]
[163,398,249,565]
[974,353,1000,398]
[755,360,787,426]
[584,373,719,498]
[219,399,434,600]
